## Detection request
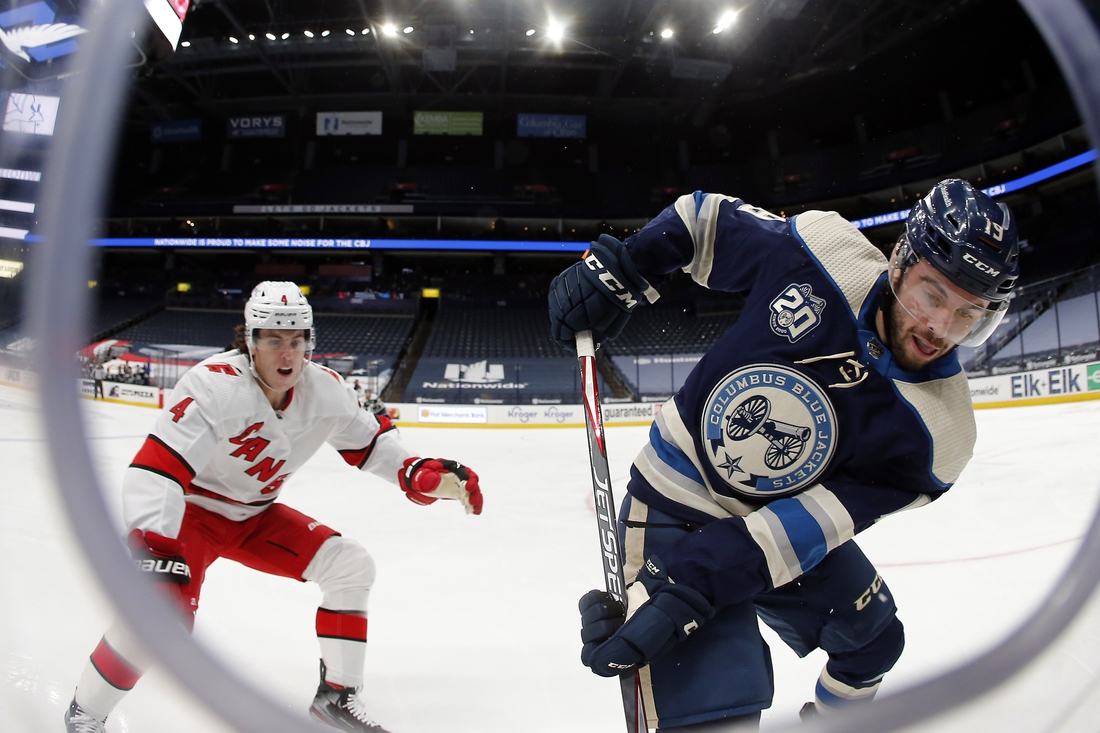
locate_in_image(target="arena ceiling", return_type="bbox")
[130,0,994,126]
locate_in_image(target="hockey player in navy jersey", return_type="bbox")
[65,282,483,733]
[549,179,1019,731]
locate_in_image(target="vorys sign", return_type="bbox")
[226,115,286,139]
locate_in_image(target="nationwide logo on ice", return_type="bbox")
[701,364,837,499]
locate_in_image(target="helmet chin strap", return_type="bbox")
[248,348,309,396]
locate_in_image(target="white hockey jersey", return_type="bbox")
[124,351,411,538]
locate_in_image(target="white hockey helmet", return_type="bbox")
[244,281,315,352]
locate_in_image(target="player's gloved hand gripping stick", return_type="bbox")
[575,330,646,733]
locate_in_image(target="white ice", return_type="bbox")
[3,383,1100,732]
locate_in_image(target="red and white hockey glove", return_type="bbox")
[399,457,483,515]
[128,529,192,585]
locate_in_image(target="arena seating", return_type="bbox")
[604,306,740,356]
[403,303,599,403]
[990,289,1100,364]
[421,304,559,359]
[92,298,164,340]
[293,167,401,205]
[110,309,414,369]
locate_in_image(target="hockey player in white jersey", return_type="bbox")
[65,282,483,733]
[550,179,1019,730]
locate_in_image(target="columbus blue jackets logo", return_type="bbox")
[701,364,837,499]
[769,283,826,343]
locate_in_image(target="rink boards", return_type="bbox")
[3,361,1100,423]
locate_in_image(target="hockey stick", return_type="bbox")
[576,330,647,733]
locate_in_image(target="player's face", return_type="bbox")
[251,328,308,391]
[882,259,989,370]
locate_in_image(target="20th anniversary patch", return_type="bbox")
[701,364,838,499]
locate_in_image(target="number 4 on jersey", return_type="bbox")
[169,397,194,423]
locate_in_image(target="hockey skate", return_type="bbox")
[64,698,106,733]
[309,664,391,733]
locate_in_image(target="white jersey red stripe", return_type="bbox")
[123,350,412,538]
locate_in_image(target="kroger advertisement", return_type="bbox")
[394,401,661,427]
[969,360,1100,407]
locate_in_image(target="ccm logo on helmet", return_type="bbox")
[963,252,1000,277]
[583,252,638,309]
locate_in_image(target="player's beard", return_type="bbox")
[880,286,952,371]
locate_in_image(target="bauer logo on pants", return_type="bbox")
[701,364,837,499]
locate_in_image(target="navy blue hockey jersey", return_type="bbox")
[620,192,976,610]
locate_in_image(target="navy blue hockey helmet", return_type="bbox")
[889,179,1021,347]
[902,178,1020,303]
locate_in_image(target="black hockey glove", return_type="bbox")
[548,234,653,350]
[579,556,713,677]
[128,529,192,584]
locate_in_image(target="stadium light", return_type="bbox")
[713,10,738,34]
[247,34,255,40]
[361,28,370,35]
[280,32,289,39]
[265,32,276,40]
[321,30,331,37]
[303,30,313,37]
[345,28,355,36]
[382,23,397,37]
[403,26,414,34]
[660,28,674,39]
[525,28,536,37]
[180,40,190,47]
[547,20,564,42]
[228,36,238,43]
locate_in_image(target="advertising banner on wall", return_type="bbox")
[413,110,483,136]
[517,113,586,138]
[151,119,201,143]
[317,111,382,136]
[0,366,36,390]
[968,360,1100,408]
[77,380,162,407]
[391,401,662,428]
[226,115,286,138]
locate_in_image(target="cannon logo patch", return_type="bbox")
[701,364,837,499]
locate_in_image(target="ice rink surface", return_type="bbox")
[4,382,1100,732]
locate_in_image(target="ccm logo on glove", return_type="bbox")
[399,457,484,515]
[584,251,638,309]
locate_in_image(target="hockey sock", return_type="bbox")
[303,537,375,689]
[815,617,904,713]
[813,664,882,713]
[74,636,144,720]
[316,608,368,689]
